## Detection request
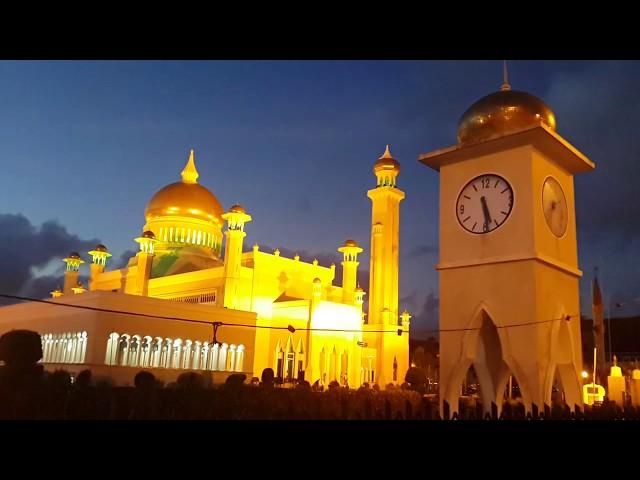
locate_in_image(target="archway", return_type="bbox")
[545,317,582,409]
[459,364,483,419]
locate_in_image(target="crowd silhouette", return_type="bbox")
[0,330,637,420]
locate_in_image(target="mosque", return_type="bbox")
[0,146,410,387]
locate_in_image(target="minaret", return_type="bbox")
[222,204,252,309]
[337,239,363,304]
[593,268,606,383]
[87,244,112,291]
[62,252,85,295]
[367,145,404,324]
[133,230,158,296]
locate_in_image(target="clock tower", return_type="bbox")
[419,75,595,416]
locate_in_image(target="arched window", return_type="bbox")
[228,344,237,371]
[393,356,398,382]
[210,343,220,370]
[218,343,228,371]
[329,346,337,382]
[150,337,162,367]
[201,342,210,370]
[105,332,119,365]
[296,339,305,380]
[341,350,349,386]
[235,345,245,372]
[117,334,130,366]
[182,340,193,369]
[140,336,152,367]
[172,339,183,369]
[129,335,141,367]
[319,347,326,385]
[160,338,172,368]
[193,341,202,370]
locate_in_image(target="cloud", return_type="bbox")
[546,62,640,237]
[0,213,100,298]
[408,291,439,338]
[114,249,137,269]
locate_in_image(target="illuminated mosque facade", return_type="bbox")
[0,147,410,387]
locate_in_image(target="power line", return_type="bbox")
[0,293,400,335]
[0,293,578,335]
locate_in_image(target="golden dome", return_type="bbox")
[457,89,556,145]
[344,239,359,248]
[68,252,81,259]
[373,144,400,175]
[229,204,245,214]
[142,230,156,239]
[94,244,108,252]
[145,150,224,224]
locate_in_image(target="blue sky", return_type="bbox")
[1,60,638,338]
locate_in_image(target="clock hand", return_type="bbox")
[480,196,492,228]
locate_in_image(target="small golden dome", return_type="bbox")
[68,252,81,259]
[229,204,245,214]
[344,239,359,248]
[373,144,400,175]
[145,150,224,224]
[457,89,556,145]
[94,244,108,252]
[313,277,322,284]
[355,285,364,292]
[142,230,156,239]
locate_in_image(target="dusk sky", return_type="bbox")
[1,60,638,339]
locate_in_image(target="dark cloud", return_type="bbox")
[545,62,640,315]
[547,62,640,237]
[114,249,137,269]
[0,213,99,298]
[409,291,439,339]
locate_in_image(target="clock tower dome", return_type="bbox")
[419,71,595,416]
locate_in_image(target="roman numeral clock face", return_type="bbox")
[456,174,514,234]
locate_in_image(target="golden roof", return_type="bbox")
[94,244,108,252]
[457,89,556,145]
[373,144,400,175]
[145,150,224,224]
[344,239,359,248]
[229,204,245,214]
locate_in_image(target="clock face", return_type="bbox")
[542,176,568,237]
[456,174,514,234]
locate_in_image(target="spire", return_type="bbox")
[593,267,603,307]
[500,60,511,91]
[379,144,393,159]
[181,149,199,184]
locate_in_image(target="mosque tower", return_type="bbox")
[365,145,408,385]
[338,239,363,304]
[222,204,252,309]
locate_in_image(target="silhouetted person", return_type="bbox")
[0,330,46,419]
[129,371,158,420]
[67,369,98,420]
[46,370,72,420]
[260,368,275,388]
[225,373,247,389]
